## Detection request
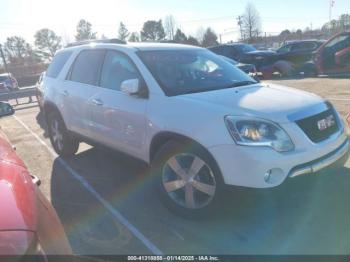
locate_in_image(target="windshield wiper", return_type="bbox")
[224,80,257,89]
[180,81,257,95]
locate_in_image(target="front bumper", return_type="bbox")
[289,139,350,178]
[208,132,349,188]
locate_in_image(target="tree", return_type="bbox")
[296,29,303,40]
[3,36,32,64]
[128,32,140,42]
[75,19,97,41]
[141,20,165,41]
[164,15,176,40]
[196,27,206,44]
[118,22,130,41]
[279,29,291,41]
[173,29,187,43]
[34,28,62,61]
[201,28,218,47]
[242,2,261,42]
[100,34,108,40]
[339,14,350,30]
[186,36,200,46]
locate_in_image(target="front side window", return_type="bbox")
[70,50,105,85]
[325,35,350,50]
[278,44,292,53]
[292,42,316,51]
[138,49,255,96]
[100,51,141,91]
[46,51,72,78]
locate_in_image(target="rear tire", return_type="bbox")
[152,140,225,218]
[47,111,79,157]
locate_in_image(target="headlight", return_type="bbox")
[225,116,294,152]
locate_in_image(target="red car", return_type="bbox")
[313,31,350,75]
[0,102,71,258]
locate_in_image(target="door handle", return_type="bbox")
[62,90,69,96]
[91,98,103,106]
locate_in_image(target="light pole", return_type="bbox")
[0,44,9,73]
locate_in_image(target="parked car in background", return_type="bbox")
[0,102,72,257]
[208,43,276,71]
[218,55,257,76]
[0,73,19,91]
[36,71,45,110]
[263,40,325,77]
[276,40,324,64]
[310,31,350,76]
[42,41,349,217]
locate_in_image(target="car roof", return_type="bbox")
[61,41,202,53]
[128,42,202,51]
[284,40,325,44]
[209,43,249,48]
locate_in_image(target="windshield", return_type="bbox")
[137,49,255,96]
[220,56,238,65]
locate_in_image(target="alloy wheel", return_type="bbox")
[162,153,216,209]
[50,119,63,151]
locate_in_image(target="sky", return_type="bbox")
[0,0,349,44]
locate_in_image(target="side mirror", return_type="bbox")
[121,79,140,95]
[0,102,14,117]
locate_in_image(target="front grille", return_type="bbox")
[296,108,339,143]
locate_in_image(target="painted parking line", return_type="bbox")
[13,115,163,255]
[328,97,350,101]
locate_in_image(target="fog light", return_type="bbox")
[264,168,284,184]
[264,170,271,182]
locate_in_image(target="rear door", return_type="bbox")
[61,49,105,137]
[88,50,148,159]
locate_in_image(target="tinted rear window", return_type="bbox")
[46,51,72,78]
[69,50,105,86]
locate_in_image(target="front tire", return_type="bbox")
[47,111,79,157]
[152,141,225,218]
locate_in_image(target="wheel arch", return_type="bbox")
[43,101,64,125]
[149,131,223,179]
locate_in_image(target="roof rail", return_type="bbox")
[65,38,126,48]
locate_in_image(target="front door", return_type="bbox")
[88,50,148,159]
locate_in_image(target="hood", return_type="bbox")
[0,231,35,255]
[0,160,37,231]
[0,131,37,231]
[180,83,325,123]
[0,130,26,168]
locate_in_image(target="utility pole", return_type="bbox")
[0,44,8,73]
[219,34,222,44]
[237,16,243,41]
[329,0,335,22]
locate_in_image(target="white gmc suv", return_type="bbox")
[41,40,350,217]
